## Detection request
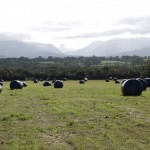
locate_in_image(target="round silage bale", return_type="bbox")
[43,81,51,86]
[105,79,109,82]
[115,80,120,84]
[34,79,38,83]
[84,78,88,81]
[121,79,143,96]
[0,85,2,93]
[0,79,4,82]
[79,80,85,84]
[54,80,63,88]
[137,78,147,91]
[113,77,118,81]
[109,77,113,80]
[144,78,150,87]
[10,80,24,90]
[63,78,67,81]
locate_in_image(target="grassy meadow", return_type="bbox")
[0,80,150,150]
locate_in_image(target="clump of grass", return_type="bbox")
[36,127,46,133]
[2,113,33,121]
[40,94,49,100]
[10,93,17,96]
[11,113,33,120]
[67,120,75,127]
[2,116,11,121]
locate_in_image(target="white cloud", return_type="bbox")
[0,0,150,49]
[29,21,82,32]
[56,16,150,39]
[0,33,31,41]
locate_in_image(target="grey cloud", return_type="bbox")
[116,16,150,33]
[117,16,150,26]
[58,16,150,39]
[30,21,82,32]
[54,21,82,26]
[31,26,72,32]
[58,28,150,39]
[114,16,150,34]
[100,28,150,36]
[57,32,103,39]
[0,33,30,41]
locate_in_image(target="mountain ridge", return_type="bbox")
[67,38,150,57]
[117,46,150,56]
[0,40,64,58]
[1,38,150,58]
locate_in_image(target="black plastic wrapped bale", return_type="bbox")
[121,79,143,96]
[54,80,63,88]
[0,82,3,86]
[113,77,118,81]
[23,82,28,87]
[144,78,150,87]
[10,80,24,90]
[105,79,109,82]
[63,78,67,81]
[137,78,147,91]
[43,81,51,86]
[0,85,2,92]
[84,78,88,81]
[0,79,4,82]
[109,77,113,80]
[79,80,85,84]
[34,79,38,83]
[115,80,120,84]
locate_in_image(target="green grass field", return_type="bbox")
[100,60,131,67]
[0,80,150,150]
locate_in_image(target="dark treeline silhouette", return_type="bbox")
[0,56,150,81]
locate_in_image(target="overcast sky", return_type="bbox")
[0,0,150,51]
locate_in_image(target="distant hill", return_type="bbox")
[1,38,150,58]
[66,41,103,56]
[0,55,8,58]
[0,40,64,58]
[29,42,63,55]
[67,38,150,57]
[117,47,150,56]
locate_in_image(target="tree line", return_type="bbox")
[0,56,150,81]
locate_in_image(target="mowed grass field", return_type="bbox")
[0,80,150,150]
